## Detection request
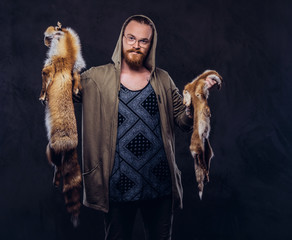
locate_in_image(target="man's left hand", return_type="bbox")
[205,76,218,89]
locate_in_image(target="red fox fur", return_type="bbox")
[183,70,222,199]
[39,22,85,226]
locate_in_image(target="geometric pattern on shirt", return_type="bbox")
[116,173,135,194]
[126,132,152,157]
[110,159,145,200]
[152,158,171,182]
[118,84,141,104]
[126,85,159,131]
[109,82,171,202]
[118,112,126,127]
[141,91,159,116]
[137,147,172,194]
[116,101,139,139]
[119,120,161,169]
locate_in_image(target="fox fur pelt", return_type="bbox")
[39,22,85,226]
[183,70,222,200]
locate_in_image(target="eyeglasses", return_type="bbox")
[123,34,150,48]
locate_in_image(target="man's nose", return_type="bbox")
[133,40,140,49]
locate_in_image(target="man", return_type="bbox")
[76,15,216,240]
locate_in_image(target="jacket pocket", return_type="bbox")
[82,157,102,175]
[82,165,105,205]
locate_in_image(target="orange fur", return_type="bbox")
[40,22,85,226]
[183,70,222,199]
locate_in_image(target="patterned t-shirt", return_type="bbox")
[109,82,172,202]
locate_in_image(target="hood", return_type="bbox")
[111,14,157,74]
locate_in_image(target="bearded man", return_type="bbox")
[75,15,216,240]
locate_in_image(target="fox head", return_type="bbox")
[44,22,64,47]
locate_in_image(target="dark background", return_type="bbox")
[1,0,292,239]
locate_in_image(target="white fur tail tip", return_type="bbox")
[199,191,203,200]
[71,215,79,228]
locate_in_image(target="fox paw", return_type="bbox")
[73,88,79,95]
[39,93,46,101]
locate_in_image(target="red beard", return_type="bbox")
[123,48,146,69]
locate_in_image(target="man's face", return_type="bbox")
[122,20,153,69]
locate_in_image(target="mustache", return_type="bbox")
[127,49,143,55]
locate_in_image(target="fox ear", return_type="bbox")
[183,90,192,106]
[56,21,62,31]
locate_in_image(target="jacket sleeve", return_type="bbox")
[170,77,193,132]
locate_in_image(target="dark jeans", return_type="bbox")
[104,195,173,240]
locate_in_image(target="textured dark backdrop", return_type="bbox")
[1,0,292,239]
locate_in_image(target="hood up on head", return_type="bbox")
[111,14,157,74]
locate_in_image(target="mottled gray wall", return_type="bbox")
[0,0,292,239]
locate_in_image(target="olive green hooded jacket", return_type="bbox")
[77,15,193,212]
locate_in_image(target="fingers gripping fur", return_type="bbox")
[206,73,222,89]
